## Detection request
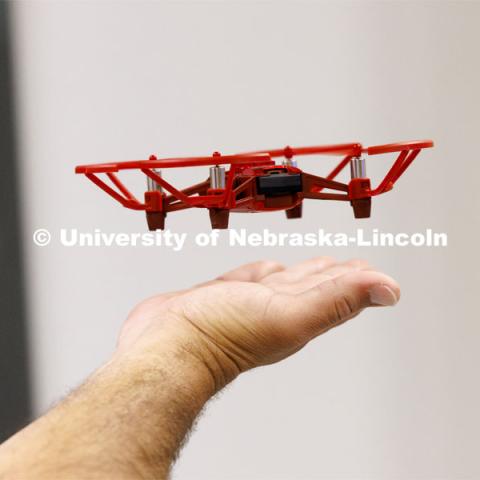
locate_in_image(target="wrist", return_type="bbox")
[116,314,242,394]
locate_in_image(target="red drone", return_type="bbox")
[75,140,433,230]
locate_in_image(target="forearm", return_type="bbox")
[0,326,229,479]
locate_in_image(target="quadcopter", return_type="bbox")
[75,140,434,230]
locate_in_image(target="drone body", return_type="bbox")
[75,140,433,230]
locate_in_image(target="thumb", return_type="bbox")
[274,270,400,343]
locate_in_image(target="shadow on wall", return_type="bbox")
[0,2,31,441]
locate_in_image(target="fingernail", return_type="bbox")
[369,284,399,306]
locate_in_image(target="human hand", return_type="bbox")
[117,257,400,390]
[0,257,400,480]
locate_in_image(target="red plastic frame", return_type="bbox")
[75,140,433,229]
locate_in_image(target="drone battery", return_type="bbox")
[256,173,303,196]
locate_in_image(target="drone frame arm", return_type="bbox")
[84,173,145,210]
[369,148,421,195]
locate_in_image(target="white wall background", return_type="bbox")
[9,1,480,478]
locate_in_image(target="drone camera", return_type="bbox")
[256,173,303,197]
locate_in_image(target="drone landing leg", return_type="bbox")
[286,204,302,219]
[350,198,371,218]
[146,211,166,230]
[209,208,230,229]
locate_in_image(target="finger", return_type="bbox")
[262,256,337,285]
[133,261,286,310]
[217,260,285,282]
[292,259,372,290]
[195,260,285,289]
[185,260,285,295]
[313,258,371,280]
[272,270,400,342]
[269,259,371,294]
